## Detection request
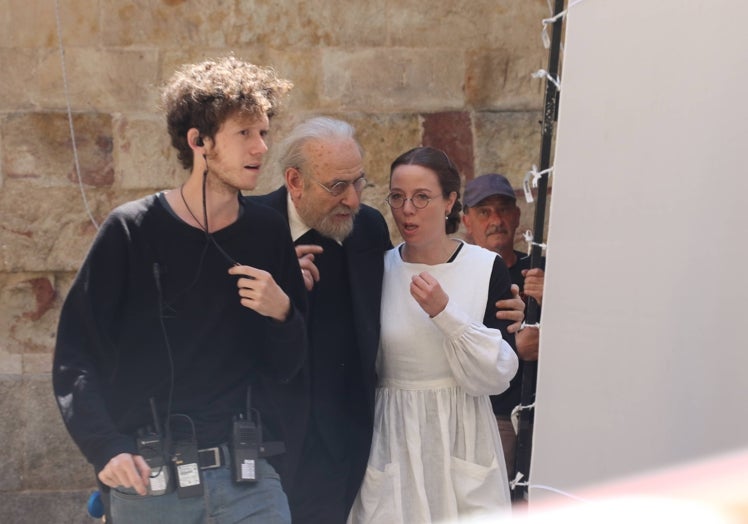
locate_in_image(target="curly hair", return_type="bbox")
[161,56,293,170]
[389,146,463,234]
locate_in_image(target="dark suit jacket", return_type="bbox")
[247,186,392,497]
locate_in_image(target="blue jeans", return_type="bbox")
[109,457,290,524]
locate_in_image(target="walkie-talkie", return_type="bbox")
[136,398,171,496]
[231,387,260,483]
[172,435,203,498]
[168,413,203,499]
[231,414,260,483]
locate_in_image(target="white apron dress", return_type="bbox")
[348,242,518,524]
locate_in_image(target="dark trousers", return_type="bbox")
[288,428,352,524]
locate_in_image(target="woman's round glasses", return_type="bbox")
[385,193,433,209]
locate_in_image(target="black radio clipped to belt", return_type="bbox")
[136,398,173,496]
[135,399,204,498]
[137,388,286,495]
[230,386,285,483]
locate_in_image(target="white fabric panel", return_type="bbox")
[530,0,748,504]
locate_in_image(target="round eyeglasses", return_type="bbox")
[384,192,434,209]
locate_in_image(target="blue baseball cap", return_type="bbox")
[463,173,516,207]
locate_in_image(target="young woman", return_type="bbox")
[348,147,519,523]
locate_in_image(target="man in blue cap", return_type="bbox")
[462,173,545,485]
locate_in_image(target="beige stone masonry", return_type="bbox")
[0,48,46,112]
[0,375,24,492]
[231,1,388,48]
[0,273,60,357]
[387,0,547,48]
[474,110,544,184]
[0,1,557,518]
[35,48,160,112]
[321,48,466,112]
[101,0,237,48]
[4,112,114,188]
[24,374,95,489]
[114,114,183,190]
[466,47,546,110]
[0,185,154,272]
[0,0,99,48]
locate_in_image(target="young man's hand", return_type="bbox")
[229,265,291,321]
[98,453,151,496]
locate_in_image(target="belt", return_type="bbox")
[198,445,226,470]
[198,441,284,470]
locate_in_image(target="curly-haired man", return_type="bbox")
[53,56,306,523]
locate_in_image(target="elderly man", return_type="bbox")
[462,173,546,485]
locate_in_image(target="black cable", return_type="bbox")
[200,161,240,267]
[153,263,176,454]
[168,413,198,443]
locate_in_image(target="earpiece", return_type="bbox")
[195,136,204,147]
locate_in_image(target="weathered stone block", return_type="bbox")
[230,0,387,47]
[387,0,548,49]
[3,112,114,188]
[0,375,24,491]
[422,112,475,180]
[0,121,3,187]
[0,490,95,524]
[0,48,44,112]
[346,113,422,188]
[0,347,22,375]
[0,184,153,272]
[473,110,543,185]
[23,352,54,376]
[0,0,99,48]
[25,375,95,490]
[114,114,182,190]
[0,274,60,359]
[256,49,323,114]
[102,0,235,48]
[320,49,466,112]
[466,47,546,111]
[36,48,160,112]
[0,185,92,272]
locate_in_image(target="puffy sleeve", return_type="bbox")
[430,256,519,396]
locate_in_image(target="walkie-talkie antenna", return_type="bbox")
[149,397,162,436]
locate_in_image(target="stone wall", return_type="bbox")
[0,1,552,521]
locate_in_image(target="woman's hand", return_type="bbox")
[410,271,449,318]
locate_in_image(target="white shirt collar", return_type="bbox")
[286,192,343,246]
[287,192,311,242]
